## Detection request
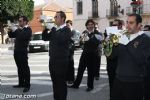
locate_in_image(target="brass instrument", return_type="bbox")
[80,30,89,43]
[103,29,129,57]
[6,21,18,32]
[102,34,119,57]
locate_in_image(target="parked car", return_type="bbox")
[72,30,81,48]
[28,32,49,52]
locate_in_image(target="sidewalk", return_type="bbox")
[0,44,14,55]
[0,44,14,50]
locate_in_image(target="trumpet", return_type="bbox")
[103,29,129,57]
[80,30,89,43]
[6,20,18,32]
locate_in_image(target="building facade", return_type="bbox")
[29,5,45,33]
[73,0,150,33]
[29,1,73,33]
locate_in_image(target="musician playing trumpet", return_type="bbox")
[69,19,103,91]
[7,16,32,93]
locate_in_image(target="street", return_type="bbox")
[1,47,109,100]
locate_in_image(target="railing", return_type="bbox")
[126,4,150,15]
[106,9,119,18]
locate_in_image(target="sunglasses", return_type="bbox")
[54,16,60,19]
[19,20,23,22]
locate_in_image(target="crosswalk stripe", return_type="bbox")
[1,70,108,81]
[1,68,107,74]
[1,64,106,69]
[1,71,107,76]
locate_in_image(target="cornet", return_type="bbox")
[6,21,18,32]
[80,30,89,43]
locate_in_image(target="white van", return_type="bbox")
[28,32,49,52]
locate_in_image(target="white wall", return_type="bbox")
[73,0,92,32]
[99,0,110,18]
[54,0,73,8]
[73,0,150,33]
[98,0,110,32]
[73,0,112,32]
[143,0,150,4]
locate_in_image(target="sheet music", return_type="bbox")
[106,26,120,35]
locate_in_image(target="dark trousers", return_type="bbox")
[144,77,150,100]
[106,58,117,98]
[49,59,68,100]
[111,78,143,100]
[14,51,30,88]
[66,47,75,82]
[94,55,101,77]
[73,52,97,88]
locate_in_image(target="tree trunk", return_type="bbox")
[0,22,4,44]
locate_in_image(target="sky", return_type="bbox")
[33,0,45,6]
[33,0,73,8]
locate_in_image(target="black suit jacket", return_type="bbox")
[110,33,150,82]
[8,27,32,52]
[42,26,72,60]
[82,30,102,54]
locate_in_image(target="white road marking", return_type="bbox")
[37,92,53,97]
[2,64,106,70]
[91,83,108,94]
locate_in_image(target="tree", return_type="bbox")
[0,0,34,44]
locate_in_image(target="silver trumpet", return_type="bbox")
[6,21,18,32]
[80,30,89,43]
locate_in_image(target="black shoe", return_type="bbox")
[95,77,99,80]
[13,85,24,88]
[23,87,30,93]
[68,85,79,89]
[86,87,93,92]
[67,81,74,85]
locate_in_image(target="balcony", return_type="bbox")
[106,9,119,19]
[88,11,99,19]
[126,4,150,16]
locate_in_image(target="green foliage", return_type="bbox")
[0,0,34,24]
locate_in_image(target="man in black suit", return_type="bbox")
[66,20,75,85]
[8,16,32,93]
[143,25,150,100]
[42,11,71,100]
[110,14,150,100]
[106,19,123,99]
[69,19,102,91]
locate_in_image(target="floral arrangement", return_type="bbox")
[130,0,143,5]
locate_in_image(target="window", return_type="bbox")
[92,0,99,18]
[110,0,118,16]
[77,1,83,15]
[32,34,42,40]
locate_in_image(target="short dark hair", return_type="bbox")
[144,25,150,31]
[85,19,95,26]
[19,16,29,23]
[66,20,72,25]
[56,11,66,22]
[113,19,123,26]
[128,14,142,24]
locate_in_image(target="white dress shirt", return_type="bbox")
[119,31,144,45]
[56,23,66,30]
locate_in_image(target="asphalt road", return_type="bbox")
[1,48,110,100]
